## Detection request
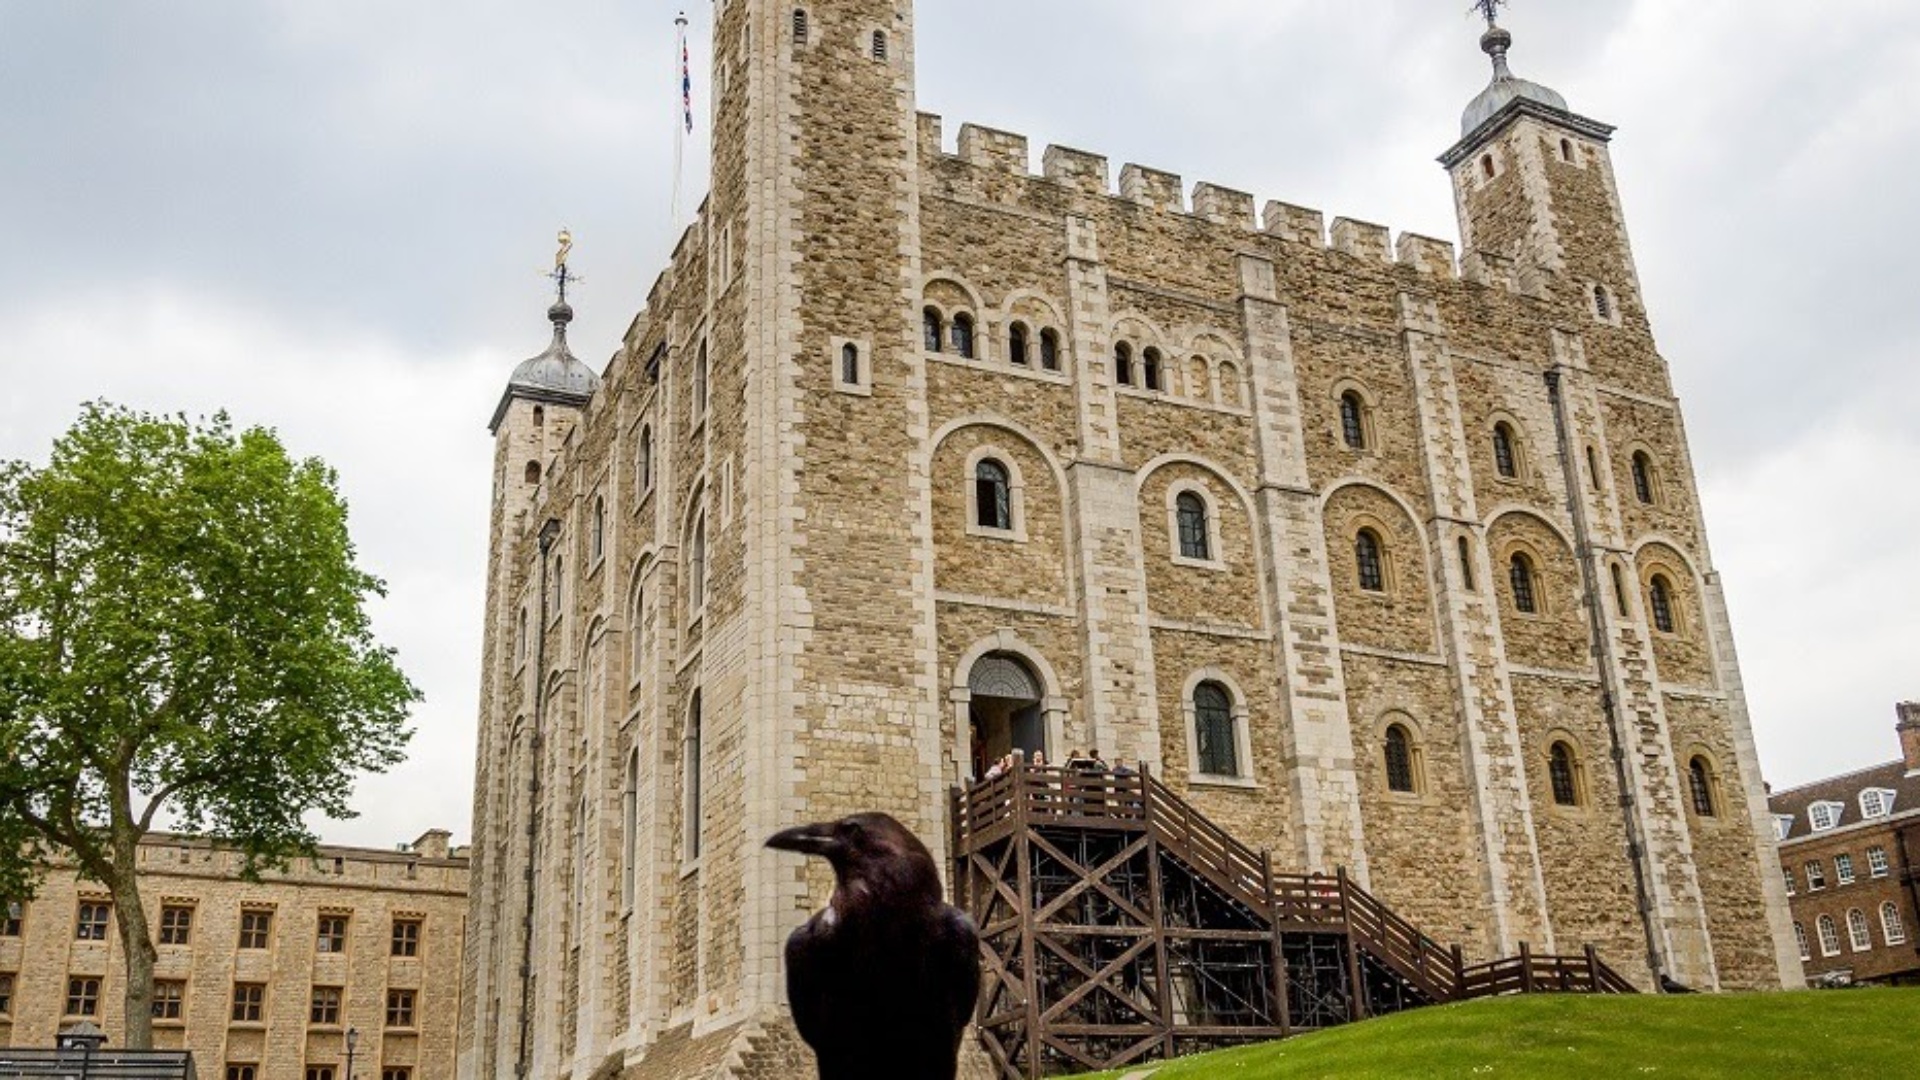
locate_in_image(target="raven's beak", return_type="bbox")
[766,822,843,857]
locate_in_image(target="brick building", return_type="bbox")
[0,830,468,1080]
[1769,703,1920,986]
[462,4,1797,1079]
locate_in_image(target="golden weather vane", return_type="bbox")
[547,228,581,304]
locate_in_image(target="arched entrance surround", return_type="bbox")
[951,631,1070,781]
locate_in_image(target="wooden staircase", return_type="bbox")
[950,762,1635,1079]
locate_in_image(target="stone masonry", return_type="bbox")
[0,831,468,1080]
[461,5,1800,1079]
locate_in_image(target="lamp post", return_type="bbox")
[345,1026,359,1080]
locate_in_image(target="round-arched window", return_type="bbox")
[1176,492,1210,561]
[1193,682,1237,777]
[975,459,1012,531]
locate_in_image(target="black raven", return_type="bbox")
[767,812,982,1080]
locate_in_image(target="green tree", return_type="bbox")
[0,402,416,1048]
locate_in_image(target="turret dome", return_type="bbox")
[1460,25,1570,138]
[489,298,601,434]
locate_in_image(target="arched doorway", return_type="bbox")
[968,652,1046,777]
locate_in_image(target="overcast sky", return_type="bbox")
[2,1,1915,849]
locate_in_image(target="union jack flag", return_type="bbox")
[681,33,694,133]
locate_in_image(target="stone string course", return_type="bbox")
[460,4,1800,1079]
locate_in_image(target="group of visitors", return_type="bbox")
[979,747,1139,783]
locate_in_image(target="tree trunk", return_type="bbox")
[108,827,158,1050]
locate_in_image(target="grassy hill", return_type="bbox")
[1067,989,1920,1079]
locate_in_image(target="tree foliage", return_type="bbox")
[0,402,417,1045]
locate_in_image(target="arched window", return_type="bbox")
[1883,902,1908,946]
[693,340,709,419]
[1143,348,1163,392]
[951,313,976,359]
[637,426,654,494]
[1793,922,1809,961]
[1509,553,1538,614]
[975,459,1012,531]
[1339,391,1367,450]
[1817,914,1840,956]
[1593,285,1614,321]
[1493,423,1519,479]
[1649,575,1676,634]
[525,461,541,485]
[923,308,944,353]
[1458,537,1476,591]
[871,30,887,60]
[1384,724,1417,794]
[1009,323,1030,366]
[1039,329,1061,371]
[684,691,704,858]
[1847,908,1872,952]
[533,405,545,426]
[1176,492,1210,561]
[1193,682,1238,777]
[629,586,646,675]
[840,343,860,387]
[1632,451,1656,505]
[592,497,606,563]
[1355,530,1385,593]
[1114,343,1135,387]
[622,750,640,908]
[1611,563,1630,617]
[688,512,707,615]
[792,8,808,45]
[1688,756,1716,817]
[1549,741,1580,807]
[1560,138,1574,162]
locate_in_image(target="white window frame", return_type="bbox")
[1783,867,1795,896]
[1835,853,1856,886]
[1794,921,1810,961]
[1817,914,1841,957]
[1860,788,1896,819]
[1805,860,1827,891]
[1846,908,1873,953]
[1807,801,1843,832]
[1882,903,1908,946]
[1867,846,1890,879]
[1774,814,1794,841]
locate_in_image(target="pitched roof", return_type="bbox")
[1768,758,1920,842]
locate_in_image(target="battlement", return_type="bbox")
[916,112,1496,287]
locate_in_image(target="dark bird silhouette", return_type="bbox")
[767,812,981,1080]
[1658,973,1697,995]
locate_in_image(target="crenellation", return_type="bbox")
[957,122,1031,176]
[1394,233,1458,279]
[1191,182,1257,230]
[916,110,944,160]
[1041,144,1110,195]
[1262,200,1327,247]
[1329,217,1392,262]
[1118,162,1185,213]
[1460,249,1519,292]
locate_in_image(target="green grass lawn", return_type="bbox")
[1066,989,1920,1079]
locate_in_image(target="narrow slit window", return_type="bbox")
[1384,724,1416,794]
[1493,423,1519,479]
[1176,492,1210,561]
[1510,554,1539,614]
[1549,742,1579,807]
[923,308,944,353]
[871,30,887,60]
[1632,452,1656,505]
[792,9,808,45]
[1039,329,1061,371]
[1009,323,1029,366]
[952,313,976,359]
[1650,575,1676,633]
[1458,537,1476,591]
[1594,285,1614,321]
[1340,391,1367,450]
[1688,757,1715,817]
[840,343,860,386]
[1355,530,1385,593]
[1143,348,1163,392]
[975,460,1012,531]
[1115,343,1135,386]
[1586,446,1601,490]
[685,692,704,858]
[1611,563,1630,617]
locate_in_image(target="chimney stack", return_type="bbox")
[411,829,453,861]
[1897,702,1920,774]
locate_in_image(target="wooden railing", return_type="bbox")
[953,760,1636,1012]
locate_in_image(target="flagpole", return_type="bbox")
[671,11,690,230]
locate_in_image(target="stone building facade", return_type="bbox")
[0,831,468,1080]
[1769,704,1920,986]
[461,4,1799,1078]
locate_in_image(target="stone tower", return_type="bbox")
[462,4,1800,1079]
